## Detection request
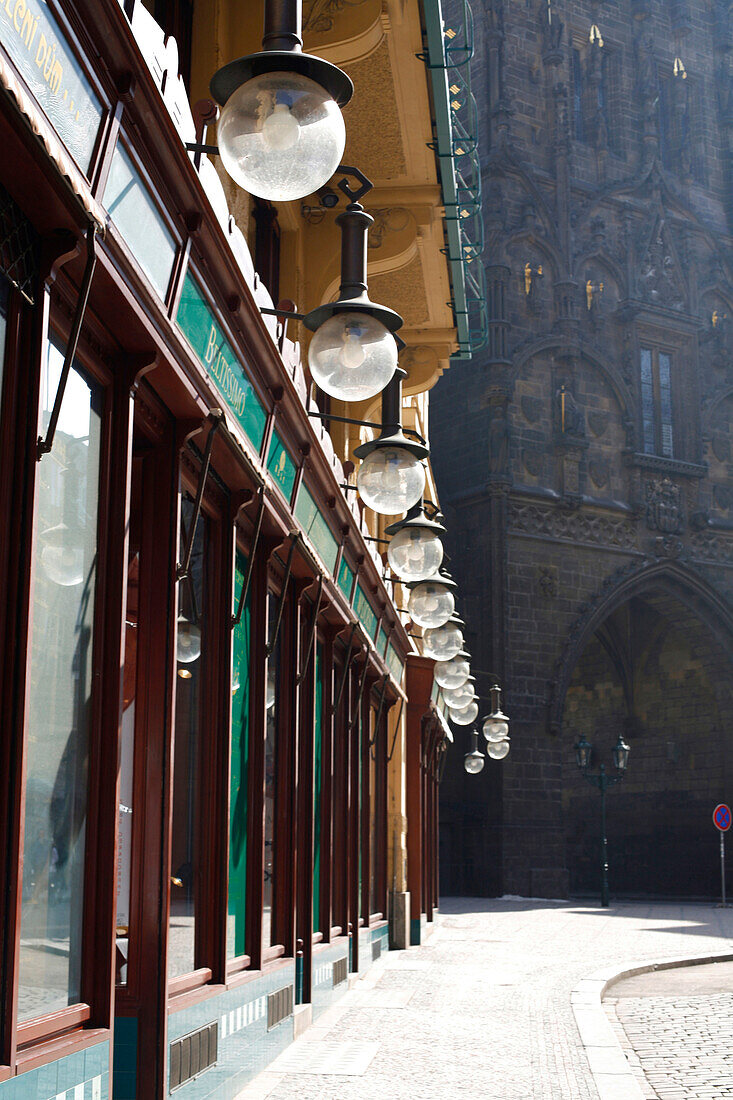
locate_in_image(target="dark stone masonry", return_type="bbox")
[432,0,733,899]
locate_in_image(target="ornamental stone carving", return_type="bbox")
[508,501,638,549]
[645,478,684,534]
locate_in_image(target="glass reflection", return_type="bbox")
[18,337,101,1020]
[168,496,206,980]
[262,592,279,953]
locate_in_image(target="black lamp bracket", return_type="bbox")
[306,408,427,445]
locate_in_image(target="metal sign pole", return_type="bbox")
[722,831,726,908]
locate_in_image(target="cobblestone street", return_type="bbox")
[241,899,733,1100]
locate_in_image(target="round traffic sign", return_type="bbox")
[714,804,731,831]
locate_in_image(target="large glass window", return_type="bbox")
[18,336,102,1021]
[262,592,279,953]
[168,495,206,980]
[228,551,250,960]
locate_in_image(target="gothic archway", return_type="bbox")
[558,581,733,898]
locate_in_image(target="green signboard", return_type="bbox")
[354,582,378,641]
[386,643,404,685]
[267,430,296,502]
[176,272,267,453]
[0,0,103,171]
[337,556,355,602]
[377,627,388,658]
[294,484,339,574]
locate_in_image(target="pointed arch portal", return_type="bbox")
[557,565,733,897]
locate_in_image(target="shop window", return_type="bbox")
[18,335,103,1021]
[228,550,250,960]
[168,495,207,980]
[262,590,280,953]
[313,644,323,934]
[640,346,674,457]
[115,461,143,987]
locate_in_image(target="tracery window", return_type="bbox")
[640,346,674,457]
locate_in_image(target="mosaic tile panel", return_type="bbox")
[311,943,349,1020]
[0,1043,109,1100]
[167,963,296,1100]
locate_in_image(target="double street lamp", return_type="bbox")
[574,733,631,907]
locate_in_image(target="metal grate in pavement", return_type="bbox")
[270,1039,379,1075]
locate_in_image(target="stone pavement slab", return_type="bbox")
[236,900,733,1100]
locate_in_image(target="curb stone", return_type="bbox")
[571,951,733,1100]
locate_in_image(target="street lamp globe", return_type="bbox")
[464,730,485,774]
[482,684,510,742]
[407,577,455,629]
[487,738,510,760]
[388,524,443,581]
[422,620,463,661]
[177,614,202,664]
[433,654,470,690]
[442,677,475,711]
[449,699,478,725]
[217,71,346,201]
[574,733,592,770]
[356,446,425,515]
[308,311,398,401]
[612,735,630,771]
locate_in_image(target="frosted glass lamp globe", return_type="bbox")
[422,622,463,661]
[464,749,485,774]
[217,71,346,201]
[308,312,397,401]
[449,700,478,725]
[487,738,510,760]
[407,580,454,629]
[387,525,443,581]
[434,656,470,690]
[177,615,202,664]
[482,714,510,743]
[442,680,475,710]
[357,446,425,515]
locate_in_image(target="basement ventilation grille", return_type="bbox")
[333,956,348,986]
[372,938,382,961]
[268,985,294,1029]
[169,1021,218,1091]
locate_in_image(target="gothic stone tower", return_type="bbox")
[432,0,733,898]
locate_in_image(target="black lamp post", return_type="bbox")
[574,733,630,908]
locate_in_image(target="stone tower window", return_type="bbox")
[640,346,674,457]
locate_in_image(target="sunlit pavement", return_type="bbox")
[237,899,733,1100]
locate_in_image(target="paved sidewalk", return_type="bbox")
[238,899,733,1100]
[606,962,733,1100]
